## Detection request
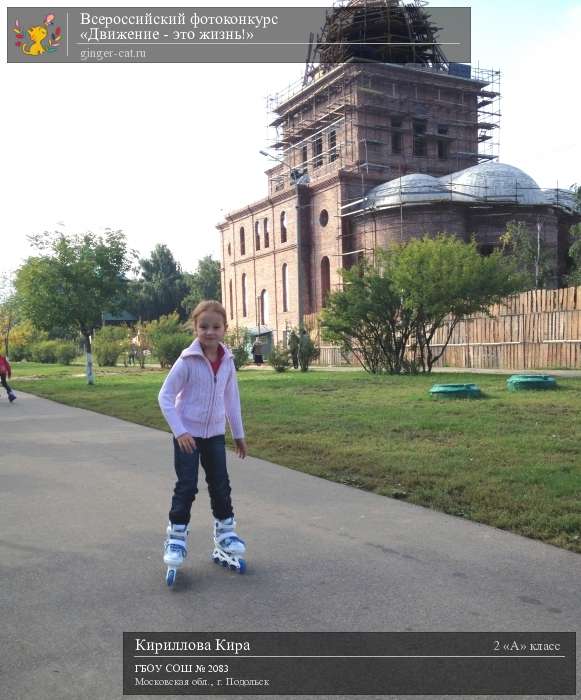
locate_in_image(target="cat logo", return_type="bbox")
[13,13,62,56]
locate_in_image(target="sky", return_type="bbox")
[2,0,580,285]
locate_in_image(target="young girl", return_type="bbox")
[158,300,247,582]
[0,354,16,403]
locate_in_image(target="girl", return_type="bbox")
[0,354,16,403]
[158,300,247,580]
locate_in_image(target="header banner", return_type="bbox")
[7,6,471,64]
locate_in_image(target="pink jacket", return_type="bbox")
[158,338,244,440]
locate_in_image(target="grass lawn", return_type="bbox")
[10,362,581,553]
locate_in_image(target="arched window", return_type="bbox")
[321,256,331,307]
[282,263,288,312]
[280,211,287,243]
[242,273,247,317]
[255,220,260,251]
[229,279,233,319]
[259,289,269,325]
[239,227,245,256]
[264,218,269,248]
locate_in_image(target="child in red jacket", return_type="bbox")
[0,355,16,402]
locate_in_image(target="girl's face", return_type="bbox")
[196,310,226,349]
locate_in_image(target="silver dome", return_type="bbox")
[366,173,450,208]
[440,162,547,205]
[357,162,578,214]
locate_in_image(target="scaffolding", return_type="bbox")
[305,0,448,84]
[261,0,504,301]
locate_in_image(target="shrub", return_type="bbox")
[153,332,192,368]
[144,313,183,348]
[298,331,320,372]
[268,343,291,372]
[55,342,78,365]
[9,321,48,361]
[30,340,60,363]
[224,326,251,370]
[93,326,130,367]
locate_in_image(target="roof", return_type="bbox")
[353,162,580,214]
[102,311,137,322]
[365,174,451,208]
[441,161,547,205]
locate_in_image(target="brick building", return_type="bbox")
[217,4,579,353]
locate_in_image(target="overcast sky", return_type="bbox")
[2,0,580,284]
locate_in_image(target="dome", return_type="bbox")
[366,173,450,209]
[543,188,580,214]
[441,161,547,205]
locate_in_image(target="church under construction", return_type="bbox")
[217,0,580,353]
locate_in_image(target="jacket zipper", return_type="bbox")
[203,354,221,438]
[188,342,228,438]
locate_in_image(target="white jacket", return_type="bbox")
[158,338,244,440]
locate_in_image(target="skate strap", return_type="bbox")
[215,532,245,546]
[167,536,187,547]
[168,543,186,552]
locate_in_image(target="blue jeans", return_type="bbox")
[169,435,234,525]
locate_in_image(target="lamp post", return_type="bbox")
[259,150,308,330]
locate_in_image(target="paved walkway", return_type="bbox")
[1,392,579,699]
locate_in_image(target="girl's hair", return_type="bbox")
[190,300,227,327]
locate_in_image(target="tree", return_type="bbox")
[15,230,133,384]
[565,223,581,286]
[0,273,22,357]
[129,244,190,321]
[321,235,523,374]
[571,183,581,209]
[391,235,524,372]
[499,220,554,289]
[183,256,221,314]
[321,256,414,374]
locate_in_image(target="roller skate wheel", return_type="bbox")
[238,559,246,574]
[166,568,176,586]
[213,556,220,564]
[221,560,228,568]
[229,563,237,571]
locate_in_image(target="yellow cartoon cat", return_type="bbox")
[21,26,48,55]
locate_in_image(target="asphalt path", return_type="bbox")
[1,392,579,700]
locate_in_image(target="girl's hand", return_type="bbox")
[234,438,247,459]
[176,433,197,454]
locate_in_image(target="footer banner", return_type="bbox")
[123,632,576,695]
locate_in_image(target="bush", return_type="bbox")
[298,331,320,372]
[30,340,60,363]
[153,332,192,368]
[93,326,130,367]
[144,313,183,348]
[9,321,48,361]
[224,326,251,370]
[268,343,291,372]
[55,342,78,365]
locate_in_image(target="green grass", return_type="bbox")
[11,363,581,553]
[10,359,162,379]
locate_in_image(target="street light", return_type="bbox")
[259,150,309,331]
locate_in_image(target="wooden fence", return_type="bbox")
[308,286,581,370]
